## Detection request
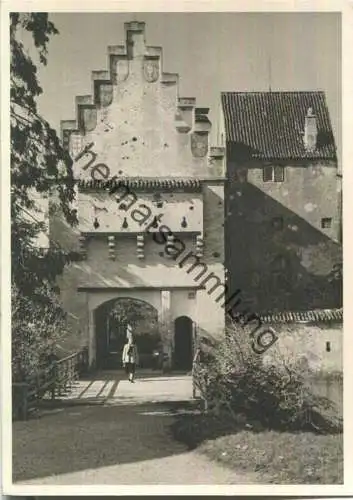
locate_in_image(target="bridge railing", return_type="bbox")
[13,347,89,421]
[192,347,209,411]
[192,347,200,399]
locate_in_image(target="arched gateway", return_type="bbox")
[54,20,225,371]
[95,298,160,369]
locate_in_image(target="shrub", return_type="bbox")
[11,284,69,382]
[193,323,342,433]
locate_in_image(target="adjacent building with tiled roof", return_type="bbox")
[77,177,202,190]
[220,90,342,313]
[259,307,343,325]
[221,91,336,161]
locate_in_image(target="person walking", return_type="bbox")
[152,340,163,371]
[122,326,139,382]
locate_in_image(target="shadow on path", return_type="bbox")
[13,372,200,483]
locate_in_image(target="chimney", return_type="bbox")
[304,107,317,152]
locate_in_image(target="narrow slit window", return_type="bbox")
[326,341,331,352]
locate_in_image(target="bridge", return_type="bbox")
[11,349,250,486]
[12,347,202,420]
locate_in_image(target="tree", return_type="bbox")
[108,299,160,354]
[11,13,78,380]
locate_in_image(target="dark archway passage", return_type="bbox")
[95,298,160,369]
[173,316,194,371]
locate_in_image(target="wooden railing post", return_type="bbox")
[13,383,29,420]
[64,362,68,393]
[13,347,91,420]
[192,348,200,399]
[21,384,29,420]
[69,357,73,388]
[82,346,89,373]
[50,362,57,400]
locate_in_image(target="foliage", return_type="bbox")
[172,410,343,484]
[329,261,343,281]
[11,284,70,382]
[108,299,160,354]
[11,13,77,287]
[11,13,78,380]
[327,261,343,307]
[109,299,158,330]
[193,324,342,433]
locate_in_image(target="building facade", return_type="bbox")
[220,91,342,313]
[52,21,226,370]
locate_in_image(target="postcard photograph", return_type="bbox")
[1,2,349,494]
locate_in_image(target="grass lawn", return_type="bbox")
[171,412,343,484]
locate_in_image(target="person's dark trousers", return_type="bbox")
[125,362,136,381]
[153,353,159,370]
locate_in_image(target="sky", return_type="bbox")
[33,12,341,162]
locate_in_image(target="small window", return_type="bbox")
[263,166,273,182]
[321,217,332,229]
[263,166,284,182]
[153,193,163,208]
[188,291,196,299]
[274,166,284,182]
[326,341,331,352]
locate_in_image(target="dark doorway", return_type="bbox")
[173,316,194,371]
[95,298,160,369]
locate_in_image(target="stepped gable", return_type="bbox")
[60,21,224,176]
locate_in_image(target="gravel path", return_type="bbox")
[13,373,259,485]
[17,449,255,485]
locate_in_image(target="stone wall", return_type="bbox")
[262,322,342,374]
[262,321,343,416]
[225,159,342,312]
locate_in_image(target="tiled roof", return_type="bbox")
[77,178,202,190]
[221,91,336,160]
[259,308,342,324]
